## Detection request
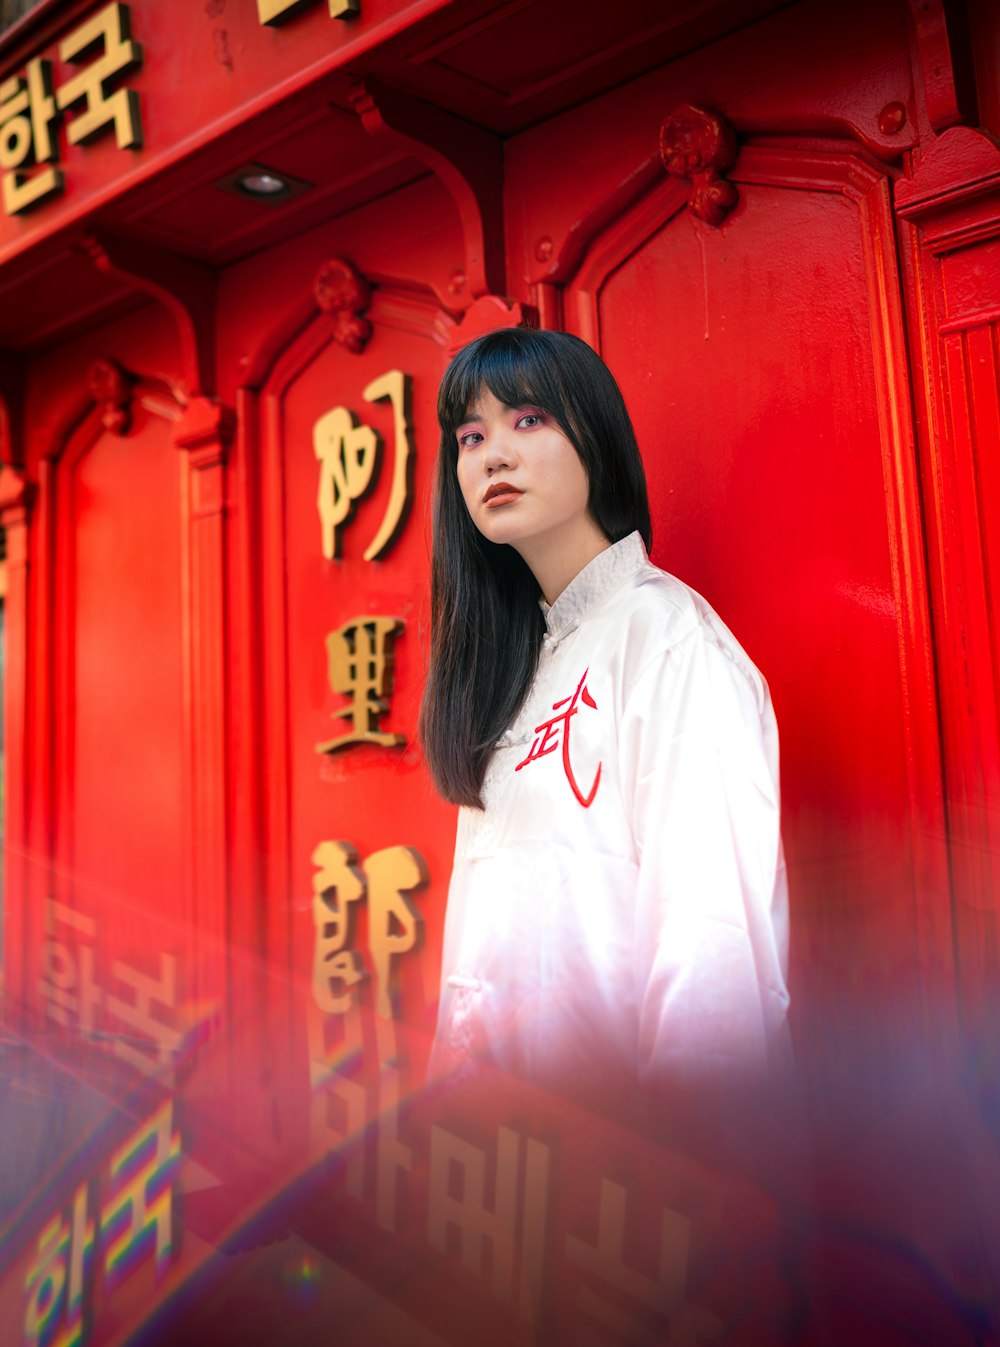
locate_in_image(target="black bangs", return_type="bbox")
[422,325,652,806]
[437,328,573,443]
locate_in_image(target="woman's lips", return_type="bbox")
[483,483,523,508]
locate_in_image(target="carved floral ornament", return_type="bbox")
[314,257,372,354]
[0,462,32,522]
[87,357,133,435]
[659,103,739,227]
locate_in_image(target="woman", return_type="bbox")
[420,326,789,1116]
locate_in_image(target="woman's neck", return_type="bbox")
[515,519,612,607]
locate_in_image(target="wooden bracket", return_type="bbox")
[349,78,504,303]
[81,230,216,397]
[906,0,964,135]
[174,395,235,451]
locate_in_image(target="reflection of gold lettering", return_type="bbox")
[314,369,414,561]
[311,842,427,1019]
[312,841,367,1013]
[258,0,358,25]
[307,999,366,1193]
[100,1101,182,1285]
[306,1003,413,1231]
[428,1124,551,1313]
[317,615,405,753]
[23,1183,92,1347]
[566,1179,692,1314]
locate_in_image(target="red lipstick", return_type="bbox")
[483,481,523,507]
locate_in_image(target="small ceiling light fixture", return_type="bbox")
[238,169,289,197]
[215,162,314,207]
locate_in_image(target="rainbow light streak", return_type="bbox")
[99,1102,181,1290]
[308,1036,365,1090]
[23,1181,94,1347]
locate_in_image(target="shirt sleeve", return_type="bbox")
[618,629,790,1086]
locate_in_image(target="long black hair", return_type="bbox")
[420,327,652,808]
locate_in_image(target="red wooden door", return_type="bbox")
[565,151,948,1054]
[40,375,215,1085]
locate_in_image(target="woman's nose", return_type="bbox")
[483,433,515,473]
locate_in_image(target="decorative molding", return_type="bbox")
[81,231,216,396]
[0,457,34,1011]
[247,280,452,994]
[659,103,739,227]
[906,0,962,135]
[446,295,533,359]
[314,258,372,354]
[87,358,133,435]
[0,462,33,523]
[0,353,24,469]
[173,396,235,460]
[895,128,1000,252]
[175,394,231,1001]
[563,142,952,1013]
[894,123,1000,974]
[350,78,504,302]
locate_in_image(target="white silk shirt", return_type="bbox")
[430,532,790,1108]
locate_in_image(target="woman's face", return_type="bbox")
[454,387,597,565]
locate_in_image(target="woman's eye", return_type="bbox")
[516,412,543,429]
[458,430,483,449]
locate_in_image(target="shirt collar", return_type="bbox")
[539,531,648,642]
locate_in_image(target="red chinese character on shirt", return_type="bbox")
[515,668,602,807]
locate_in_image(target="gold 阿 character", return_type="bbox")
[314,369,414,561]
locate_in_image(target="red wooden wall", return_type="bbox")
[0,0,998,1342]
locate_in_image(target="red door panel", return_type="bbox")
[250,286,459,1132]
[48,389,193,1076]
[561,149,948,1050]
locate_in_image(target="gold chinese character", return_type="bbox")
[311,840,367,1014]
[364,846,426,1019]
[56,3,143,152]
[317,615,405,753]
[258,0,358,26]
[314,369,414,561]
[312,841,426,1019]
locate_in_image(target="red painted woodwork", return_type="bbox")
[51,382,187,978]
[557,142,952,1052]
[250,280,456,1060]
[0,464,33,996]
[659,103,739,227]
[173,395,232,1020]
[350,77,505,301]
[0,0,998,1343]
[896,126,1000,1032]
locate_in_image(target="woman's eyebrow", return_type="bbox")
[457,398,536,424]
